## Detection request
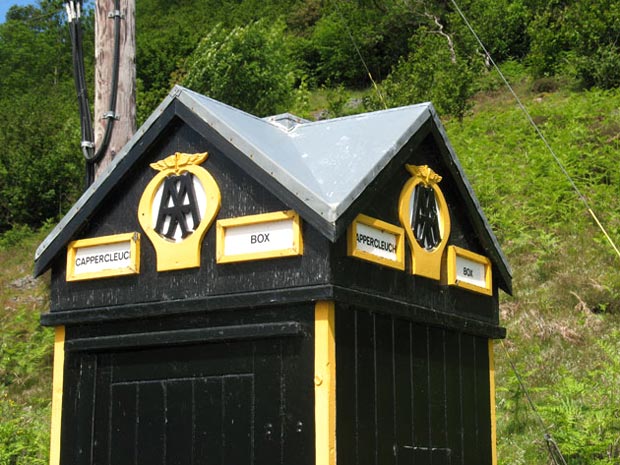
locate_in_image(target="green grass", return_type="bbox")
[0,227,53,465]
[446,84,620,465]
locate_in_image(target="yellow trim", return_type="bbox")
[138,152,221,271]
[347,214,405,270]
[315,301,336,465]
[66,232,140,281]
[216,210,303,263]
[398,164,451,280]
[489,339,498,465]
[446,245,493,296]
[49,326,65,465]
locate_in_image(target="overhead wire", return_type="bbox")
[66,1,95,163]
[337,2,599,464]
[337,0,620,261]
[4,7,59,23]
[449,0,620,262]
[334,1,388,109]
[447,1,604,463]
[500,341,568,465]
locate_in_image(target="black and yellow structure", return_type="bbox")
[35,86,511,465]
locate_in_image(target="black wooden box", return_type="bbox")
[36,86,510,465]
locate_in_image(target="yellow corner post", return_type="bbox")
[315,301,336,465]
[489,339,497,465]
[50,326,65,465]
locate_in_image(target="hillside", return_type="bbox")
[2,82,620,464]
[0,227,53,464]
[446,80,620,464]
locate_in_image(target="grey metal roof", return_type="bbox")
[178,87,430,223]
[34,85,511,292]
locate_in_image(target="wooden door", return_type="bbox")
[62,327,313,465]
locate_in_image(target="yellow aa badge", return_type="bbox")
[138,152,221,271]
[398,164,451,280]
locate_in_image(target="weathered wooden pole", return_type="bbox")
[94,0,136,180]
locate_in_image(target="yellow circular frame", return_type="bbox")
[398,164,451,280]
[138,155,221,271]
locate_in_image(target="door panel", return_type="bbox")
[64,334,312,465]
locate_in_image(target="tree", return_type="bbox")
[528,0,620,88]
[182,20,296,117]
[0,3,73,93]
[0,1,89,232]
[368,24,478,120]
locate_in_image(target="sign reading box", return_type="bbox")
[446,245,492,295]
[216,210,303,263]
[66,233,140,282]
[347,214,405,270]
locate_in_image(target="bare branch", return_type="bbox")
[423,12,457,64]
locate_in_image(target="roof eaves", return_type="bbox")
[427,105,512,293]
[33,87,181,277]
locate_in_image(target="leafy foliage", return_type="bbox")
[0,2,87,233]
[527,0,620,88]
[446,85,620,465]
[451,0,531,61]
[0,88,84,231]
[182,20,295,117]
[0,227,53,465]
[0,2,71,92]
[537,333,620,465]
[368,25,478,119]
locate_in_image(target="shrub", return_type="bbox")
[538,334,620,465]
[182,20,295,117]
[576,44,620,90]
[531,77,560,94]
[368,27,477,120]
[527,0,620,89]
[0,87,84,233]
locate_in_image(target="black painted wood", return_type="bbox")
[60,306,314,465]
[281,325,315,465]
[64,321,307,351]
[44,284,503,340]
[336,306,493,465]
[50,120,333,313]
[48,100,503,465]
[42,286,333,326]
[33,106,179,278]
[46,118,503,336]
[72,353,96,465]
[355,310,376,465]
[331,134,500,326]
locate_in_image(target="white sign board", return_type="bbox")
[216,211,303,263]
[74,242,132,275]
[66,233,140,281]
[447,246,492,295]
[347,214,405,270]
[455,254,487,288]
[355,223,399,262]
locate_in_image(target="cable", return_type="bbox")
[448,2,606,462]
[333,1,387,109]
[449,0,620,262]
[5,7,59,23]
[66,1,95,164]
[86,0,122,186]
[65,0,122,187]
[499,341,546,432]
[500,341,568,465]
